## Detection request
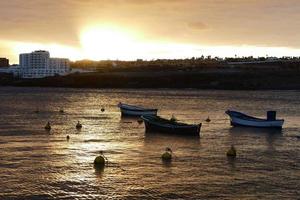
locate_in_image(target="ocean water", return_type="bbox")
[0,87,299,199]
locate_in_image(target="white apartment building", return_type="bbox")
[19,50,70,78]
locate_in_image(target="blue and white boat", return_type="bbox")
[225,110,284,129]
[118,103,158,117]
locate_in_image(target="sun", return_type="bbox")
[80,26,139,60]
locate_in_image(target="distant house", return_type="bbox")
[0,58,9,67]
[18,50,70,78]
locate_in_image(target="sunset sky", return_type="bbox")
[1,0,300,63]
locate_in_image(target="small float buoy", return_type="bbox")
[205,116,211,123]
[162,152,172,161]
[94,151,107,168]
[76,121,82,129]
[101,108,105,112]
[66,135,70,140]
[226,145,237,158]
[162,147,173,161]
[137,119,143,124]
[45,122,51,130]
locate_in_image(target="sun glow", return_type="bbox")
[6,25,300,63]
[80,26,140,60]
[78,26,300,60]
[11,41,83,61]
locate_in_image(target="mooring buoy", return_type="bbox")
[45,122,51,130]
[226,145,237,158]
[162,152,172,161]
[205,116,211,122]
[94,151,107,168]
[162,147,173,161]
[76,121,82,129]
[94,156,105,167]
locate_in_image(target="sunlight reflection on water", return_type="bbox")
[0,87,299,199]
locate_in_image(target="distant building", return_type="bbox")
[0,58,9,67]
[19,50,70,78]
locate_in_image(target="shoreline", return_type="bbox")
[1,67,300,90]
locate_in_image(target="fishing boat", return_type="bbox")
[141,115,201,136]
[118,102,158,117]
[225,110,284,129]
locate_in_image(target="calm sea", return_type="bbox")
[0,87,299,199]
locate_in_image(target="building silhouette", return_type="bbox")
[19,50,70,78]
[0,58,9,67]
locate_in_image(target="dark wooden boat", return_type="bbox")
[141,115,201,136]
[118,102,158,117]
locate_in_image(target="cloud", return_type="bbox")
[187,22,208,31]
[1,0,300,62]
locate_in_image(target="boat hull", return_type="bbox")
[118,103,158,117]
[226,110,284,129]
[230,117,284,128]
[142,116,201,136]
[121,109,158,117]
